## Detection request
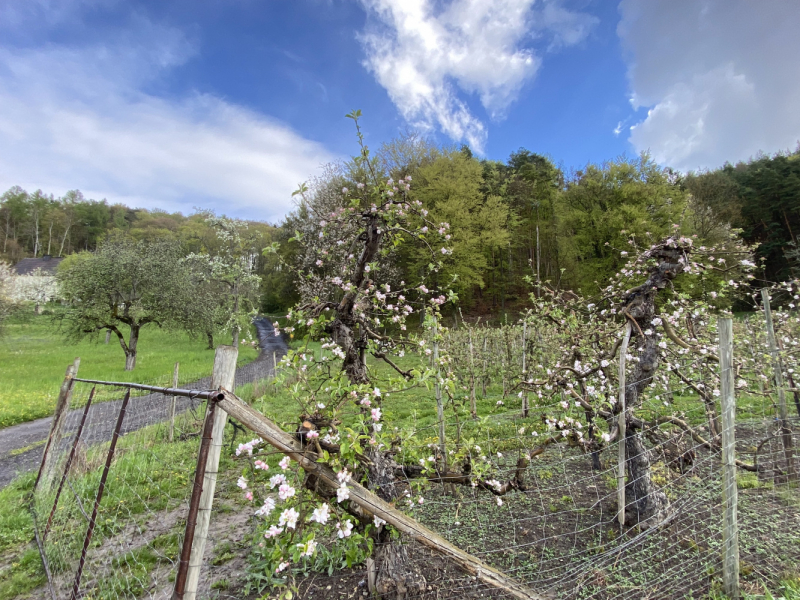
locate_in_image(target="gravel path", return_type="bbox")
[0,317,287,489]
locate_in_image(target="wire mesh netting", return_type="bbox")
[29,308,800,600]
[30,344,281,600]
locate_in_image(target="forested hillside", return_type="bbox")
[3,138,798,315]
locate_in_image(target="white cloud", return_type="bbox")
[619,0,800,171]
[359,0,596,152]
[0,14,333,222]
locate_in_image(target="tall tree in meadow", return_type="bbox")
[184,213,262,348]
[58,234,191,370]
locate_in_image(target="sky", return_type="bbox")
[1,0,798,223]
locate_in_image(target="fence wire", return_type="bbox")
[31,345,280,600]
[30,312,800,600]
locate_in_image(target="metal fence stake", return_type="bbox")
[172,397,218,600]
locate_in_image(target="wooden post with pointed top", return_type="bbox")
[521,321,529,418]
[617,323,632,528]
[181,345,237,600]
[169,362,179,442]
[433,317,446,473]
[36,357,80,492]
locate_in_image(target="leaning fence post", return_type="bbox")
[761,289,797,481]
[617,323,632,528]
[182,345,238,600]
[173,395,219,600]
[719,317,740,599]
[36,357,80,492]
[169,362,179,442]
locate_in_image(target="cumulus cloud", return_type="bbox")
[359,0,596,152]
[0,11,333,222]
[619,0,800,171]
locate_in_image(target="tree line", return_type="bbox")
[267,135,800,314]
[3,134,798,321]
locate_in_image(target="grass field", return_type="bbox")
[0,333,796,599]
[0,308,259,428]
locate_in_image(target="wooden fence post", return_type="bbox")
[761,289,796,481]
[36,357,80,492]
[468,328,477,418]
[521,321,529,418]
[719,317,740,599]
[183,345,238,600]
[169,362,179,442]
[433,317,446,472]
[173,397,219,600]
[617,323,632,528]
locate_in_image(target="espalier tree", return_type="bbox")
[239,114,531,594]
[517,230,758,526]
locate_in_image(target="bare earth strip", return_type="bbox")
[0,317,287,489]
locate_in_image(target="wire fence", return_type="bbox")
[29,309,800,600]
[30,343,280,600]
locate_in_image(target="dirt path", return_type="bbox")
[0,317,287,489]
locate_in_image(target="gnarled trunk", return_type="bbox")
[333,318,369,384]
[619,242,688,527]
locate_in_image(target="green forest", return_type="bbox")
[3,136,799,315]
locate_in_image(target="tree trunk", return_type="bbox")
[624,430,668,527]
[619,242,688,527]
[232,291,240,348]
[206,331,214,350]
[59,223,71,257]
[125,326,139,371]
[334,319,369,384]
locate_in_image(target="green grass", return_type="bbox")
[0,474,45,599]
[0,308,259,428]
[0,407,253,600]
[0,332,794,599]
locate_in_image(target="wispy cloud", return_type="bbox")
[619,0,800,170]
[358,0,596,152]
[0,8,333,221]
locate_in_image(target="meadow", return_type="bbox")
[0,308,259,428]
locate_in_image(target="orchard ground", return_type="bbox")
[0,326,797,598]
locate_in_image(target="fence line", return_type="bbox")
[29,311,800,600]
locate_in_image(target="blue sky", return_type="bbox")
[1,0,799,222]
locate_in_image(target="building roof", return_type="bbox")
[13,256,64,276]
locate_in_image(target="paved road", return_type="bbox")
[0,317,287,489]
